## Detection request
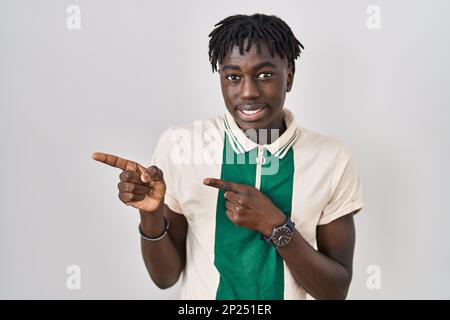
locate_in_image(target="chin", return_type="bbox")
[236,119,270,131]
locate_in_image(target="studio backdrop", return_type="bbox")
[1,0,449,299]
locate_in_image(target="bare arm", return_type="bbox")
[277,212,357,299]
[139,203,187,289]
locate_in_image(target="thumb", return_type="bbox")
[141,165,164,183]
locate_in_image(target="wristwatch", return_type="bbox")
[261,215,295,248]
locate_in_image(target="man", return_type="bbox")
[92,13,363,300]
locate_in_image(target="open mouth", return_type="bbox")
[241,108,264,115]
[236,106,268,122]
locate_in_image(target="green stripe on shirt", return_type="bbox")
[214,133,295,299]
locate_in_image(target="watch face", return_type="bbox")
[272,226,293,247]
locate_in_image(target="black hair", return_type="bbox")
[208,13,304,74]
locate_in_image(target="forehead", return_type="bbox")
[220,38,286,68]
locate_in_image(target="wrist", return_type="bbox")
[261,210,286,237]
[139,202,165,237]
[139,216,169,241]
[139,197,165,215]
[261,214,296,248]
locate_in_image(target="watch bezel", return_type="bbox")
[261,216,295,247]
[271,225,293,247]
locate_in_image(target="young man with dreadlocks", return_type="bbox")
[92,14,364,300]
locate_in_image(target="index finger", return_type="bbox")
[92,152,145,173]
[203,178,249,194]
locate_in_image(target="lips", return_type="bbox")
[236,104,268,122]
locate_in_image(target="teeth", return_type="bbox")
[242,108,263,115]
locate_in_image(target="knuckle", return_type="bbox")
[118,192,126,203]
[232,214,241,224]
[124,171,134,180]
[120,182,131,192]
[246,186,255,194]
[120,192,132,203]
[120,171,129,181]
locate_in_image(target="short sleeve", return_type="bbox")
[318,144,364,225]
[150,127,183,214]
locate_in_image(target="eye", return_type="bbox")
[257,72,273,80]
[224,74,240,81]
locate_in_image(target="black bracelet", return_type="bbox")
[139,216,170,241]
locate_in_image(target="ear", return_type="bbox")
[286,67,294,92]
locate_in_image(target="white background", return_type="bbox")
[1,0,449,299]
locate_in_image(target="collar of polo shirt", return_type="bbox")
[223,107,300,159]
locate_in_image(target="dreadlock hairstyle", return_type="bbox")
[208,13,304,74]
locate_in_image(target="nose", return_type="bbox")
[241,77,260,100]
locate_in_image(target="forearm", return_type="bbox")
[277,231,351,299]
[139,203,183,289]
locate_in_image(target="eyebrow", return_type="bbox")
[221,61,277,72]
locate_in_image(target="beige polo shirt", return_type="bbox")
[150,107,364,299]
